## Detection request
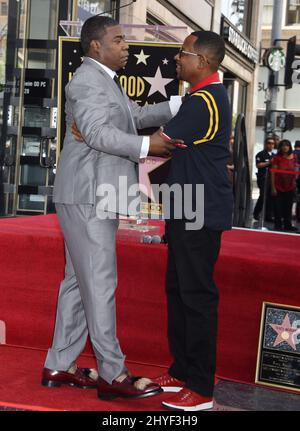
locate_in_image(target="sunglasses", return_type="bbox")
[178,48,210,64]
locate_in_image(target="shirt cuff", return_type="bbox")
[140,136,150,159]
[169,95,182,116]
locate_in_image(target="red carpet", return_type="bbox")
[0,215,299,410]
[0,344,172,411]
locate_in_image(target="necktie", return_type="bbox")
[113,75,123,94]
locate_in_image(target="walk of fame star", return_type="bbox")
[143,67,174,98]
[269,314,298,350]
[139,157,170,202]
[134,49,150,65]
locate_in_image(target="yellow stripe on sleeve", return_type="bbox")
[191,90,219,144]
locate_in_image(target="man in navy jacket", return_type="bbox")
[152,31,233,411]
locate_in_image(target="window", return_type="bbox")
[73,1,114,20]
[0,1,8,15]
[262,0,273,26]
[221,0,252,36]
[286,0,300,25]
[28,0,59,40]
[1,2,8,16]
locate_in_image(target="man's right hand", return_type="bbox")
[72,121,85,142]
[149,129,184,158]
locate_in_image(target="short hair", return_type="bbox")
[265,136,275,146]
[191,31,225,66]
[295,140,300,149]
[278,139,293,155]
[81,16,119,55]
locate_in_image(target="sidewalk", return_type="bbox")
[250,183,300,233]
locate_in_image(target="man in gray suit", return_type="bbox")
[41,16,180,400]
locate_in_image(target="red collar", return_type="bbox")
[189,72,221,94]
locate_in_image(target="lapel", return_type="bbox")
[83,57,137,133]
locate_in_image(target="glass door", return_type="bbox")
[0,0,116,216]
[0,0,70,216]
[16,0,59,215]
[0,0,28,216]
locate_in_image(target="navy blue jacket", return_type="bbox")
[164,83,233,231]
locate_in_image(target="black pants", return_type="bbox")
[253,177,273,220]
[274,190,295,229]
[165,220,222,397]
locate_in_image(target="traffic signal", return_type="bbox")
[284,36,300,89]
[285,113,295,131]
[279,112,295,132]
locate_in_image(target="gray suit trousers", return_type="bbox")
[44,203,127,383]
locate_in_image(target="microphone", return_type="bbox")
[142,235,152,244]
[97,0,137,17]
[151,235,162,244]
[141,235,162,244]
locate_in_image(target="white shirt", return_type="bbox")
[88,57,182,158]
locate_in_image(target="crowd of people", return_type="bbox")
[253,135,300,232]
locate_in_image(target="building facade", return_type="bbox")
[0,0,263,216]
[0,0,118,216]
[255,0,300,176]
[120,0,263,173]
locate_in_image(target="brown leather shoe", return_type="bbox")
[41,367,98,389]
[98,375,162,400]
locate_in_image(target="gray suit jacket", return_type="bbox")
[53,57,173,214]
